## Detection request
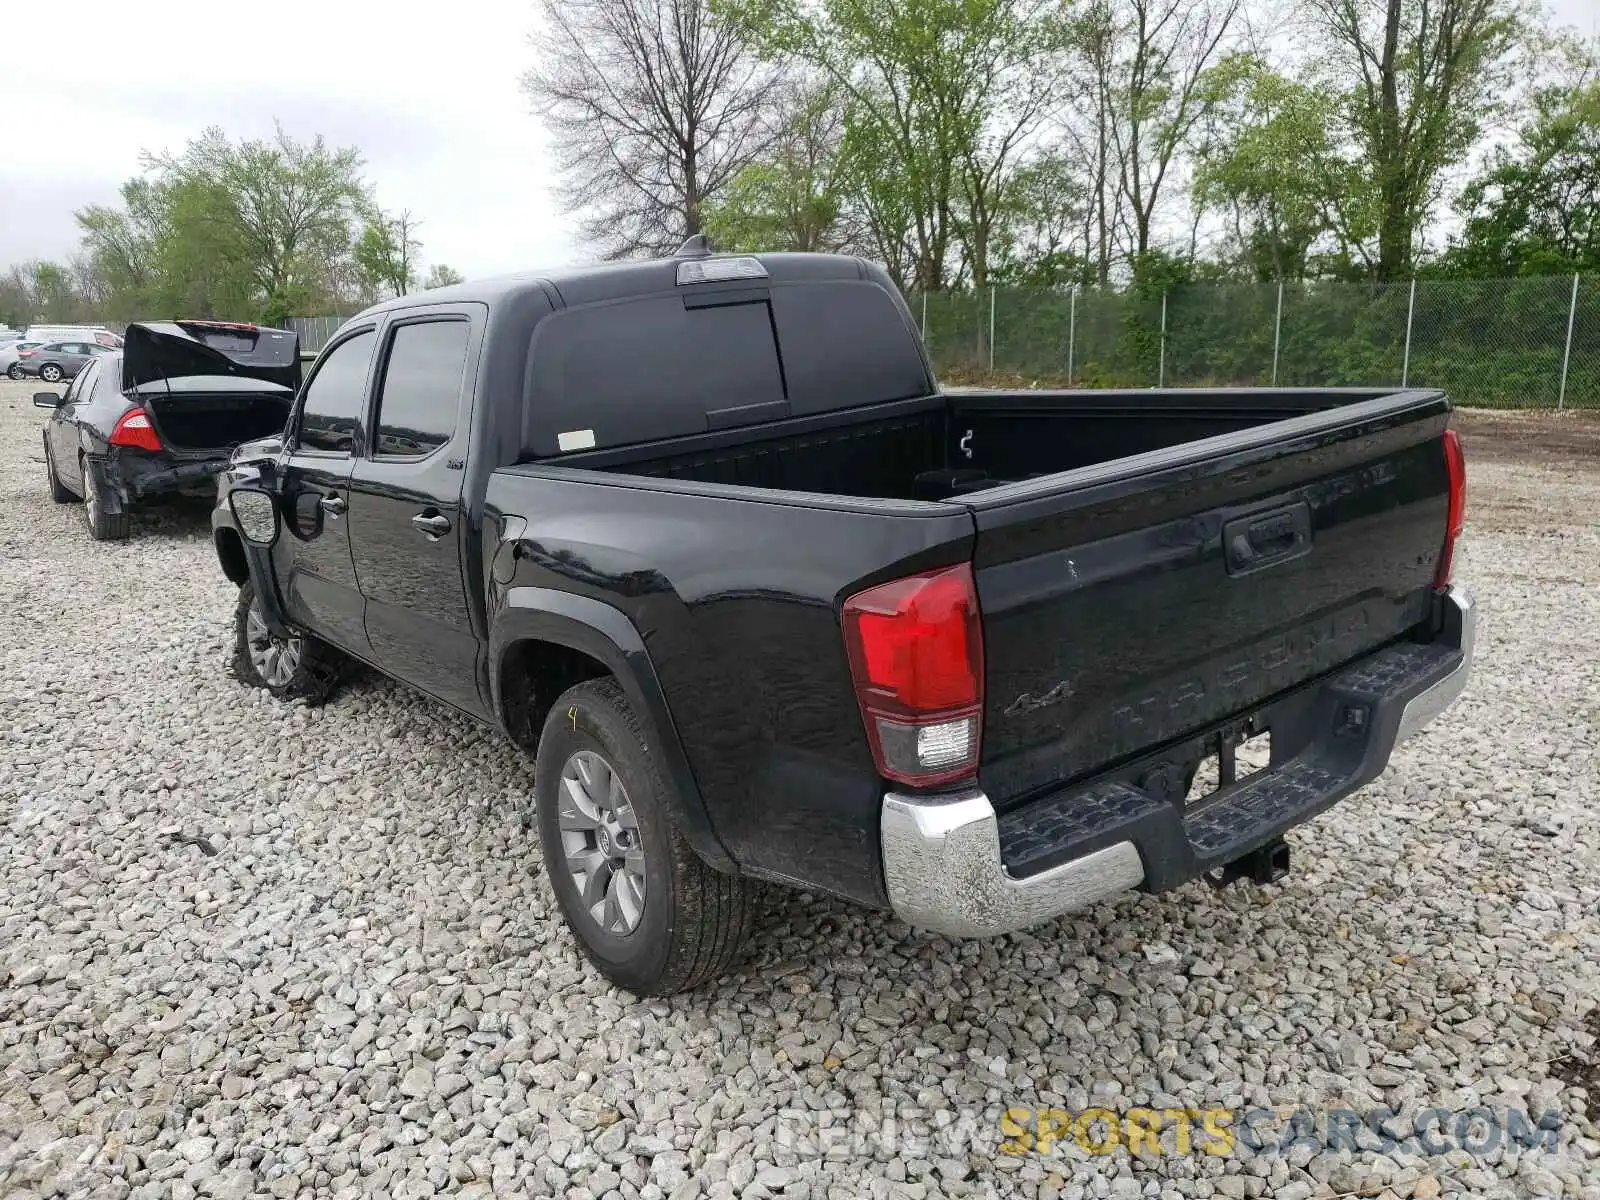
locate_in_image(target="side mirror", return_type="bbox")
[33,391,62,408]
[229,486,280,547]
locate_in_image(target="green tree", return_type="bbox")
[77,125,372,323]
[149,125,370,321]
[0,260,89,326]
[988,149,1093,286]
[30,262,80,322]
[1443,73,1600,276]
[835,110,920,286]
[354,209,422,298]
[1307,0,1528,280]
[423,263,466,289]
[703,81,848,252]
[718,0,1068,290]
[1192,59,1340,280]
[76,180,161,314]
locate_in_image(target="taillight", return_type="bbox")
[110,408,162,452]
[1434,429,1466,590]
[18,349,36,358]
[842,563,983,787]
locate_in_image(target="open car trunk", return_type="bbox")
[122,321,300,455]
[133,378,294,453]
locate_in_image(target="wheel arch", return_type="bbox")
[214,526,249,585]
[78,450,127,515]
[491,587,735,872]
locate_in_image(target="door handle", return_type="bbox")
[1223,502,1312,576]
[412,511,452,539]
[319,494,347,517]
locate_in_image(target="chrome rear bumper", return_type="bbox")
[881,587,1475,939]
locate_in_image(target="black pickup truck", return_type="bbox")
[212,242,1473,995]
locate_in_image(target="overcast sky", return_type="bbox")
[0,0,579,280]
[1,0,1595,285]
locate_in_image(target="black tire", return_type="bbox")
[6,363,22,380]
[229,580,343,704]
[80,456,129,541]
[39,363,63,383]
[43,434,74,503]
[533,677,755,995]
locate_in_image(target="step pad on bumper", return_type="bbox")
[994,629,1468,889]
[881,588,1473,939]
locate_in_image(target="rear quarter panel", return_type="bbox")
[484,468,974,906]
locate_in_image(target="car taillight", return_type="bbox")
[1434,429,1466,590]
[842,563,983,787]
[110,408,162,452]
[18,349,36,358]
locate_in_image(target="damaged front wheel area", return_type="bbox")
[230,580,343,704]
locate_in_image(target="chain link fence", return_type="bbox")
[290,275,1597,409]
[285,316,345,354]
[914,274,1599,409]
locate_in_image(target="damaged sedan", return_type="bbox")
[36,320,300,540]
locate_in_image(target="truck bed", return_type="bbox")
[493,385,1454,901]
[547,388,1418,502]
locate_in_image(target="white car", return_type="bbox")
[24,325,122,349]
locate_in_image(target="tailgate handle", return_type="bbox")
[1224,502,1312,575]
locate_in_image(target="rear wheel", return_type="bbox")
[39,364,63,383]
[6,364,22,380]
[80,457,129,541]
[43,434,73,503]
[533,677,756,995]
[230,579,343,704]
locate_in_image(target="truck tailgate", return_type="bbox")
[966,391,1453,807]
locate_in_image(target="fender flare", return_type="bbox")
[490,588,735,873]
[212,508,295,639]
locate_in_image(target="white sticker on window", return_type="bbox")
[557,429,596,452]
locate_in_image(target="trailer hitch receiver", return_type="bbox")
[1209,838,1291,888]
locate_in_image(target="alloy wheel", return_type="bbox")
[557,749,647,935]
[245,599,303,688]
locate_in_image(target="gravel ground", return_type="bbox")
[1,377,1597,1200]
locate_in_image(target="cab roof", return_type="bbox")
[353,251,879,321]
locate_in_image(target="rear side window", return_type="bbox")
[373,320,470,458]
[525,295,784,456]
[91,357,121,401]
[770,281,929,415]
[64,360,96,401]
[297,330,375,454]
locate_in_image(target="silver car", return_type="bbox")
[1,340,46,379]
[14,340,114,382]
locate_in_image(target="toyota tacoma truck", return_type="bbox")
[211,241,1474,995]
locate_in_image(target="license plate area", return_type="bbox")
[1185,725,1273,805]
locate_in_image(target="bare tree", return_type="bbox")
[525,0,776,258]
[1110,0,1243,259]
[1060,0,1125,282]
[952,0,1070,289]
